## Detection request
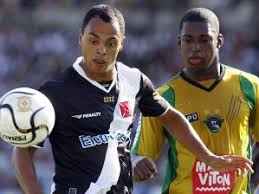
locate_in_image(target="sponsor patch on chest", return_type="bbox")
[186,112,199,122]
[71,112,101,119]
[79,133,129,148]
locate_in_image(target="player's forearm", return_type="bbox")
[159,107,215,163]
[12,147,42,194]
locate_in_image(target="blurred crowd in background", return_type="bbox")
[0,0,259,193]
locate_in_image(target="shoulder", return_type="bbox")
[156,72,181,95]
[224,65,259,85]
[117,61,149,89]
[117,62,141,76]
[40,66,75,95]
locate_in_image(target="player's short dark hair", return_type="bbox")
[179,8,220,34]
[81,4,125,37]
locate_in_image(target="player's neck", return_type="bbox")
[184,63,221,82]
[81,62,116,82]
[86,71,115,82]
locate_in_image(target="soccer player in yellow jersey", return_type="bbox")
[131,8,259,194]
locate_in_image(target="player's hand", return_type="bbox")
[133,157,157,181]
[206,155,254,176]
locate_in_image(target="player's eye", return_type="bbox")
[201,36,212,43]
[182,37,191,43]
[107,40,118,48]
[201,38,209,42]
[89,38,99,45]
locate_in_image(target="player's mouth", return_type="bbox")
[93,59,106,65]
[188,57,204,66]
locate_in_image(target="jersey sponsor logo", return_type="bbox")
[79,133,129,148]
[71,112,101,119]
[186,112,199,122]
[203,115,223,132]
[119,101,132,118]
[192,160,235,194]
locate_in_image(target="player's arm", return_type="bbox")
[12,147,42,194]
[158,106,254,173]
[158,106,212,161]
[131,114,165,181]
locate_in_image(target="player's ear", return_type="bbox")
[217,33,224,49]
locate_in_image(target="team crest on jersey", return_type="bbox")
[119,101,131,118]
[203,115,223,133]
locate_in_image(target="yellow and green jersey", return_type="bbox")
[132,65,259,194]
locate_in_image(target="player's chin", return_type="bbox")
[93,61,107,69]
[91,64,108,74]
[187,64,207,72]
[187,60,206,67]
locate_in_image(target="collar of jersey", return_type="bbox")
[73,56,117,93]
[180,64,225,92]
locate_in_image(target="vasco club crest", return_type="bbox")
[119,101,132,118]
[203,115,223,133]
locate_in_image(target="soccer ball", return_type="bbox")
[0,87,55,147]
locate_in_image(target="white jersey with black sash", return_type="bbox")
[40,57,169,194]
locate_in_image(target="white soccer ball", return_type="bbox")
[0,87,55,147]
